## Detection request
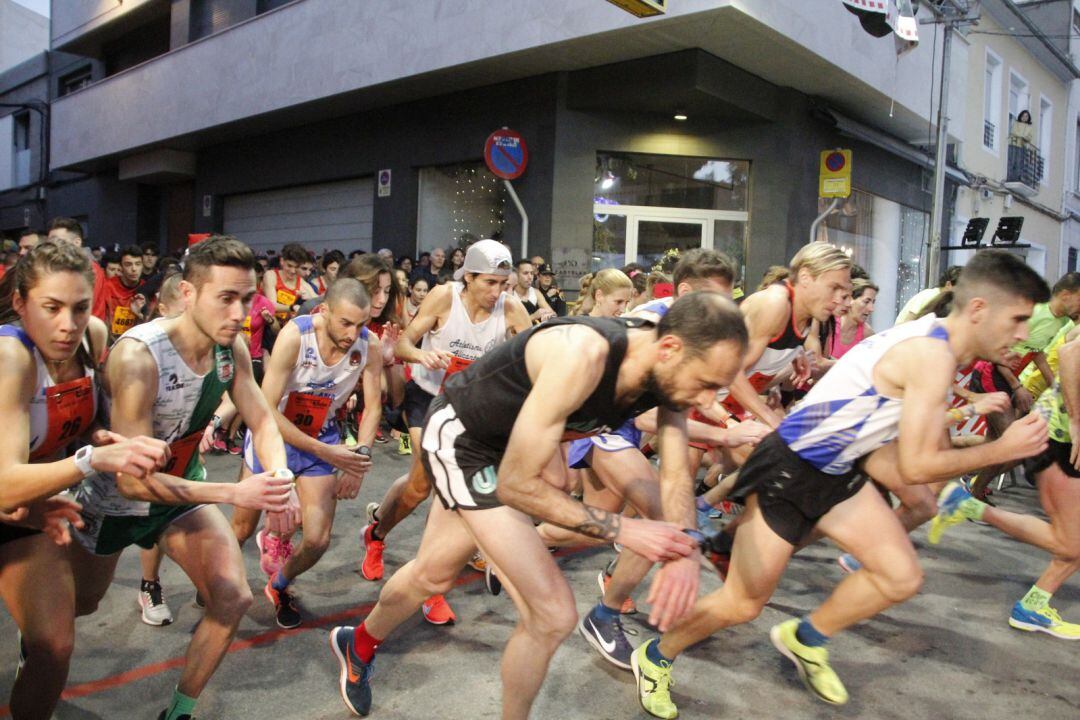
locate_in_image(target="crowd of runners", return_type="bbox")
[0,221,1076,720]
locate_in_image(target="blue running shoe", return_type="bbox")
[837,553,862,574]
[1009,602,1080,640]
[578,603,636,670]
[928,481,970,545]
[695,501,713,533]
[329,626,375,716]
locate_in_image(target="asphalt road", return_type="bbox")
[1,445,1076,719]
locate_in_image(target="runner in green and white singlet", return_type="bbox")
[71,236,301,720]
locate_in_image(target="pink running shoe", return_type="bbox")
[256,528,294,577]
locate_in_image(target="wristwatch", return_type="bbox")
[682,528,707,549]
[273,468,296,488]
[73,445,95,478]
[355,445,372,457]
[210,414,223,432]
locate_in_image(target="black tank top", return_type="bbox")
[443,316,662,448]
[768,282,807,350]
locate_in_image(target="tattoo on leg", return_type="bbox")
[570,506,621,541]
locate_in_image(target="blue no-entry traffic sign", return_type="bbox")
[484,128,529,180]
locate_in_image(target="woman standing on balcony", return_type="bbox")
[1010,109,1035,147]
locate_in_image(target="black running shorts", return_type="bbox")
[420,395,504,511]
[1024,439,1080,479]
[403,380,436,430]
[730,431,867,544]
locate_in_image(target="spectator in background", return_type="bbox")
[448,247,465,277]
[255,254,269,271]
[530,255,546,272]
[263,242,315,321]
[397,256,414,276]
[103,252,122,279]
[97,245,147,340]
[511,258,556,323]
[1010,109,1035,147]
[141,242,160,280]
[312,249,345,295]
[18,229,41,256]
[299,253,317,294]
[403,276,429,326]
[91,247,104,263]
[410,248,444,287]
[895,265,962,323]
[47,216,107,318]
[622,262,650,310]
[378,248,395,265]
[537,264,566,316]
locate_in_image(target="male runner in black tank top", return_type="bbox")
[328,292,749,719]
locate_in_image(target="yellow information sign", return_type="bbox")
[819,149,852,198]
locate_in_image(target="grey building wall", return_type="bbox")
[0,0,48,75]
[195,75,560,260]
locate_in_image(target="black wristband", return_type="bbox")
[355,445,372,457]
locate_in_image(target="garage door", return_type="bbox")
[223,178,374,255]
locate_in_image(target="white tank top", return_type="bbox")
[0,325,97,461]
[411,283,509,395]
[80,319,235,516]
[777,313,949,474]
[281,315,369,426]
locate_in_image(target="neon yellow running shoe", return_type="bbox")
[769,619,849,705]
[928,481,969,545]
[1009,602,1080,640]
[630,640,678,719]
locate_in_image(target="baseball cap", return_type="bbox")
[454,239,513,281]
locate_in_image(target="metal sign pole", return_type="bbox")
[925,18,954,287]
[504,179,528,259]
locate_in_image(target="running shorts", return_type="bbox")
[0,522,40,546]
[402,380,435,430]
[567,419,643,469]
[1024,439,1080,479]
[243,423,340,478]
[421,395,504,511]
[73,504,203,556]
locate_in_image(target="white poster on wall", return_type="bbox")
[552,247,590,294]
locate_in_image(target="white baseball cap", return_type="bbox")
[454,239,514,281]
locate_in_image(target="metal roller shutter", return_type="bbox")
[223,178,374,256]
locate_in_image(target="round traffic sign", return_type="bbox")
[825,152,846,172]
[484,129,529,180]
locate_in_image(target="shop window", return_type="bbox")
[417,162,515,256]
[594,153,749,212]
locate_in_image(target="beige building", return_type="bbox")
[948,1,1078,278]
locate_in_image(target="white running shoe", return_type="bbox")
[138,580,174,626]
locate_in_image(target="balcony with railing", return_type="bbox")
[1005,140,1044,197]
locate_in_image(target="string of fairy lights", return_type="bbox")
[448,165,506,245]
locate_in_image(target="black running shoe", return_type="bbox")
[329,626,374,716]
[578,603,636,670]
[485,564,502,596]
[264,580,302,629]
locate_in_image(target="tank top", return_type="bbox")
[443,316,663,447]
[274,270,303,321]
[80,319,235,516]
[721,282,807,416]
[830,319,866,359]
[0,325,98,462]
[279,315,369,436]
[517,286,539,316]
[778,313,949,474]
[411,283,509,396]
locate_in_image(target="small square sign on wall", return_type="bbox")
[378,169,391,197]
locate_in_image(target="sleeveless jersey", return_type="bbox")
[79,319,235,516]
[777,313,949,474]
[516,286,539,316]
[443,315,662,447]
[830,319,866,359]
[722,282,807,416]
[0,325,98,462]
[274,270,303,321]
[279,315,369,435]
[411,283,508,396]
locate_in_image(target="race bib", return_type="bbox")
[162,431,203,479]
[276,288,298,321]
[111,306,138,336]
[241,315,252,337]
[438,356,474,394]
[283,392,333,438]
[31,376,95,461]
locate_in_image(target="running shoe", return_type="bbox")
[597,565,637,615]
[421,594,457,625]
[578,603,636,670]
[769,619,849,705]
[264,579,302,629]
[466,551,488,572]
[360,523,385,581]
[256,527,293,577]
[928,481,971,545]
[374,428,389,444]
[695,501,713,533]
[138,579,174,626]
[192,592,205,609]
[210,428,228,454]
[485,564,502,596]
[329,626,374,716]
[397,434,411,455]
[630,639,678,719]
[155,712,193,720]
[701,530,733,581]
[1009,602,1080,640]
[366,502,380,525]
[837,553,862,574]
[227,437,242,456]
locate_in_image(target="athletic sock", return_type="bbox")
[352,622,382,664]
[141,578,158,591]
[958,496,988,521]
[594,602,620,621]
[271,570,291,592]
[164,687,196,720]
[646,639,674,666]
[795,617,830,647]
[1020,584,1052,612]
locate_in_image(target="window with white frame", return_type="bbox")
[1009,71,1030,127]
[984,51,1002,151]
[1039,96,1052,184]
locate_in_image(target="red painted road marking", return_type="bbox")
[0,546,595,716]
